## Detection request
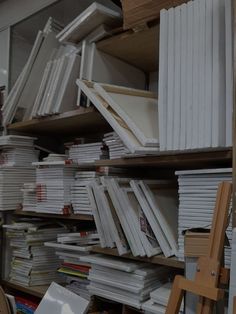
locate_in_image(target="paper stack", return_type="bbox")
[33,158,76,214]
[142,282,184,314]
[21,183,37,212]
[71,171,98,215]
[3,221,66,286]
[158,0,233,150]
[68,142,107,163]
[85,254,171,309]
[45,231,100,300]
[175,168,232,266]
[88,177,178,258]
[103,132,129,159]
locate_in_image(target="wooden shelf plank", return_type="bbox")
[95,148,232,168]
[91,246,184,269]
[97,26,159,72]
[2,280,48,298]
[7,107,111,136]
[13,210,94,221]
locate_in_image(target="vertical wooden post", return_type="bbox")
[233,0,236,228]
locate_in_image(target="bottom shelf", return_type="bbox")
[91,246,184,269]
[2,280,48,298]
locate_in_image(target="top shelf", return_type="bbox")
[7,107,111,136]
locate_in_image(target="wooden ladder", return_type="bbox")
[165,181,232,314]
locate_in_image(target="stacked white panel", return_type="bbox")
[69,142,106,163]
[103,132,129,159]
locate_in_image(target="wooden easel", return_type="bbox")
[165,181,232,314]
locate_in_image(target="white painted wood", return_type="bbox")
[173,6,181,150]
[191,0,200,148]
[204,0,213,148]
[57,2,121,44]
[158,9,168,151]
[225,0,233,147]
[77,80,159,154]
[186,1,194,149]
[179,4,187,150]
[212,0,226,147]
[198,0,206,148]
[166,8,174,150]
[95,83,158,147]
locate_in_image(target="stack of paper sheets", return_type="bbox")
[21,183,37,212]
[2,18,62,125]
[142,282,184,314]
[71,171,98,215]
[85,254,171,309]
[45,231,99,300]
[34,160,76,214]
[56,2,121,44]
[158,0,233,150]
[68,142,107,163]
[3,221,66,286]
[176,168,232,266]
[229,228,236,314]
[88,177,178,258]
[103,132,129,159]
[77,80,159,154]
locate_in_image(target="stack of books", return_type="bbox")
[71,171,98,215]
[45,231,99,300]
[176,168,232,267]
[3,221,66,286]
[84,254,171,309]
[103,132,129,159]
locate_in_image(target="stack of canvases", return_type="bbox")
[33,154,76,214]
[158,0,233,150]
[3,221,66,286]
[21,183,37,212]
[0,136,37,211]
[45,231,100,300]
[88,176,178,258]
[176,168,232,267]
[81,254,172,309]
[103,132,129,159]
[2,18,64,125]
[77,80,159,154]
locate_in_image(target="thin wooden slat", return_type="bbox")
[2,280,48,299]
[13,210,94,221]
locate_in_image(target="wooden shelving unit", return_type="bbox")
[92,246,184,269]
[13,210,94,221]
[7,107,111,136]
[2,280,49,298]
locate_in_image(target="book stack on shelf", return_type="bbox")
[158,0,233,150]
[33,154,77,214]
[142,282,184,314]
[103,132,129,159]
[0,136,38,211]
[83,254,172,309]
[176,168,232,267]
[3,221,67,286]
[45,231,100,300]
[88,176,178,258]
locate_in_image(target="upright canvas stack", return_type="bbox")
[45,231,99,300]
[85,254,171,309]
[176,168,232,266]
[158,0,233,150]
[0,136,37,211]
[88,177,178,258]
[33,157,76,214]
[71,171,98,215]
[3,221,66,286]
[103,132,129,159]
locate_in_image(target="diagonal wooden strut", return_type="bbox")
[165,182,232,314]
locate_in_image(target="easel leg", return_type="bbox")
[196,298,214,314]
[165,276,184,314]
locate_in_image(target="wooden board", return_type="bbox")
[2,280,48,299]
[96,26,159,72]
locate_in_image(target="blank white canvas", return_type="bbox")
[166,8,175,150]
[158,9,168,151]
[173,6,181,150]
[95,83,158,147]
[225,0,233,147]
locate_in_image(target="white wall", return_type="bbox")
[0,0,59,31]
